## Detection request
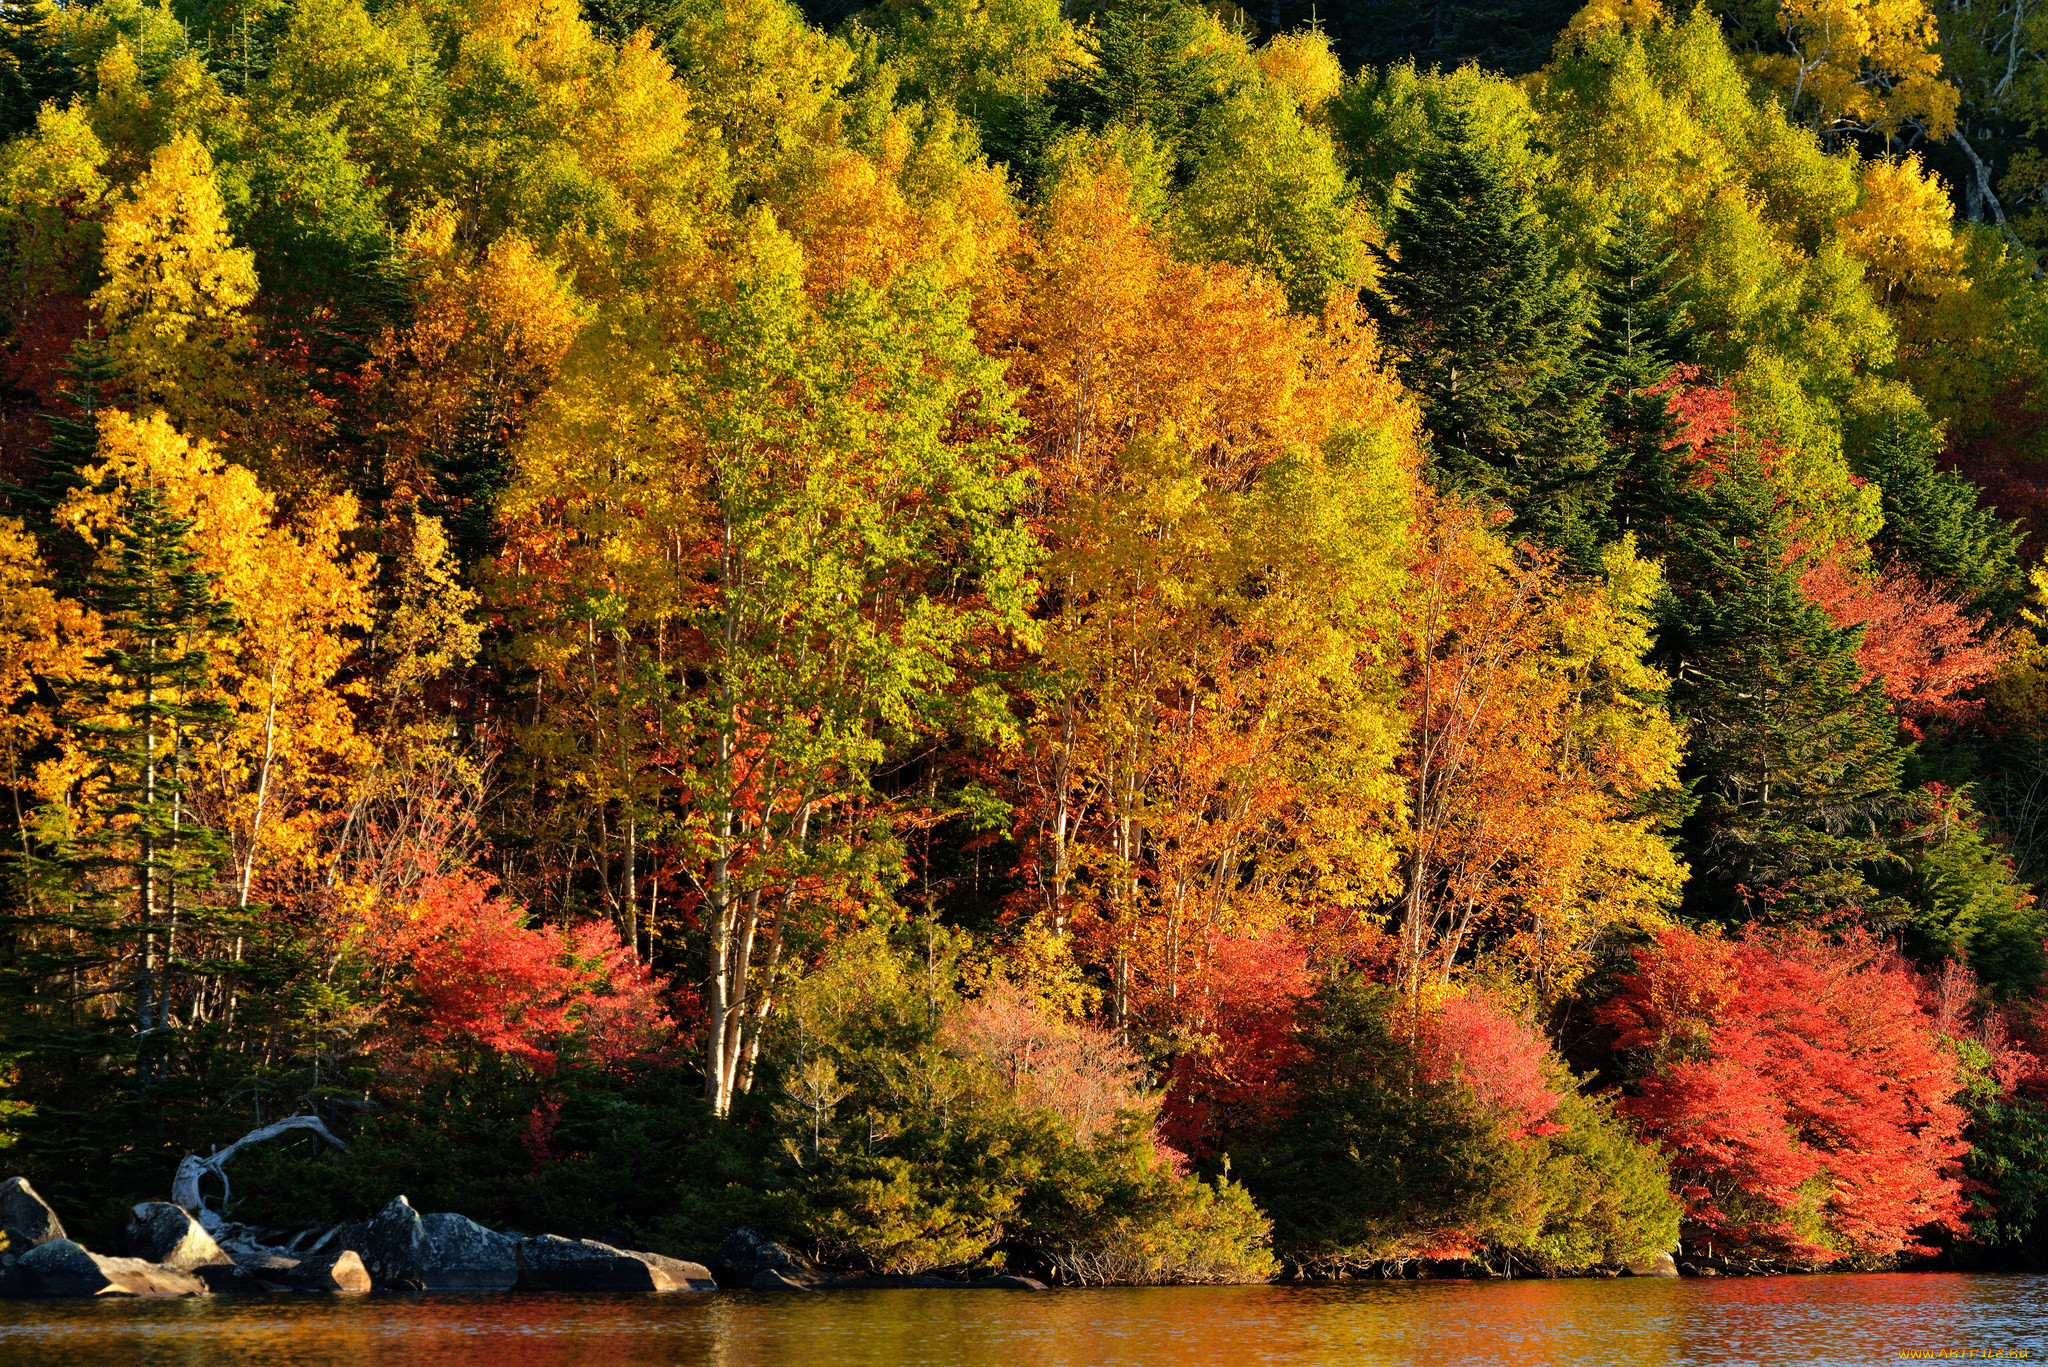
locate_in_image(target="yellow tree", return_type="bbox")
[89,133,257,446]
[61,412,375,1026]
[1710,0,1958,144]
[1395,505,1686,1010]
[996,153,1416,1040]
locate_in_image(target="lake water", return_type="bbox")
[2,1274,2044,1366]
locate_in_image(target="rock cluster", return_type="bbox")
[0,1178,715,1298]
[0,1173,1053,1297]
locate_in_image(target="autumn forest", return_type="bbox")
[1,0,2046,1283]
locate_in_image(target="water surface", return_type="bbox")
[3,1273,2043,1366]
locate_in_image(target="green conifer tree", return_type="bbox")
[13,330,120,582]
[1049,0,1235,168]
[0,0,78,141]
[1896,790,2045,999]
[1852,409,2024,610]
[1585,205,1696,548]
[1658,448,1906,918]
[1370,110,1607,560]
[35,477,238,1087]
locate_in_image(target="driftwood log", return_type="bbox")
[170,1116,347,1232]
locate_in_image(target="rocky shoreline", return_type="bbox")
[0,1175,1053,1298]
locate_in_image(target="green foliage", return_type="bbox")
[1243,976,1506,1265]
[1657,447,1906,917]
[1898,794,2047,999]
[774,927,1274,1281]
[1370,105,1606,560]
[1242,975,1678,1270]
[1049,0,1238,161]
[1846,400,2024,609]
[1172,73,1358,311]
[1964,1088,2048,1258]
[1587,204,1694,545]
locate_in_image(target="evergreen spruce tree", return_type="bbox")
[13,330,120,582]
[1894,791,2046,999]
[425,400,515,569]
[1852,408,2024,610]
[0,0,77,141]
[1048,0,1235,169]
[31,476,238,1088]
[1370,111,1607,561]
[1584,205,1696,549]
[1658,447,1906,918]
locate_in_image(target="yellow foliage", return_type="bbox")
[65,411,375,890]
[1748,0,1958,141]
[1840,155,1966,306]
[90,133,257,443]
[1256,32,1344,116]
[370,219,585,507]
[0,520,91,770]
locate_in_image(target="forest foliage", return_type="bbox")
[3,0,2048,1278]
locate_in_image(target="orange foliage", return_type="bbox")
[1799,554,2012,734]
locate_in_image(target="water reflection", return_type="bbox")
[1,1274,2043,1367]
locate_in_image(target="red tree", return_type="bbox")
[1159,929,1316,1156]
[389,875,678,1072]
[1603,925,1969,1264]
[1416,991,1563,1140]
[1799,556,2011,735]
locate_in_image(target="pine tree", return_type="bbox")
[1658,449,1906,918]
[1370,111,1606,560]
[0,0,78,141]
[1852,408,2024,610]
[1585,205,1695,548]
[36,476,238,1087]
[424,400,513,569]
[1895,790,2045,999]
[1049,0,1235,166]
[12,330,120,582]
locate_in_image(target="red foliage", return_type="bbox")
[1653,366,1746,466]
[1416,991,1564,1140]
[385,874,678,1073]
[1158,929,1315,1156]
[1799,555,2011,735]
[1603,925,1969,1263]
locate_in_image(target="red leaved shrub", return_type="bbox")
[1158,929,1316,1156]
[390,874,677,1072]
[1416,990,1563,1140]
[1603,925,1969,1264]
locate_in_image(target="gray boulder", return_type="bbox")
[0,1177,64,1247]
[718,1226,796,1278]
[336,1198,521,1290]
[1624,1252,1680,1278]
[12,1239,205,1297]
[124,1202,233,1272]
[417,1213,519,1290]
[751,1267,813,1290]
[516,1235,714,1291]
[339,1195,431,1288]
[285,1249,371,1293]
[229,1251,302,1279]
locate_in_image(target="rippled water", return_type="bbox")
[2,1274,2044,1366]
